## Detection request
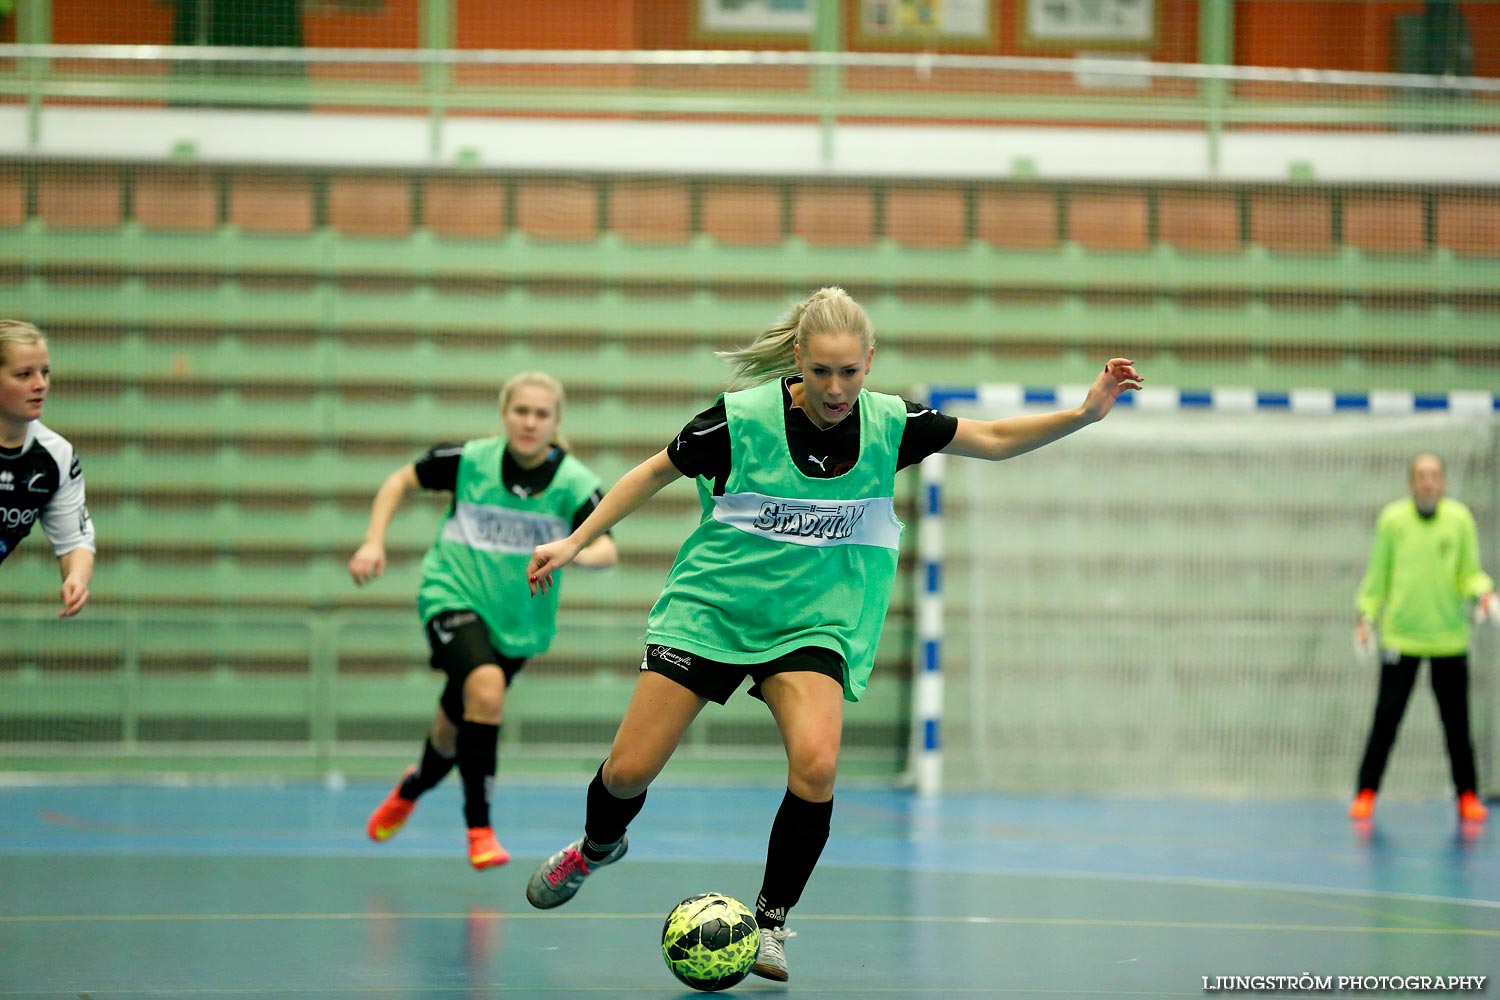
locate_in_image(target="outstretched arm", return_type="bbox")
[529,449,681,594]
[941,358,1143,462]
[348,464,419,586]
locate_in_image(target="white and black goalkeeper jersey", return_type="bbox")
[0,421,95,565]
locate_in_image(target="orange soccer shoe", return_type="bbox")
[367,767,418,842]
[1458,791,1488,823]
[1348,789,1376,821]
[468,827,511,870]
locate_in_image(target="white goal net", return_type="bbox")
[924,388,1499,800]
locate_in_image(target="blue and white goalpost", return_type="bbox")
[909,384,1500,799]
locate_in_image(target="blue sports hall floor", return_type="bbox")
[1,780,1496,999]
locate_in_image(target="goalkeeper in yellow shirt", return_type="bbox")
[1350,452,1495,823]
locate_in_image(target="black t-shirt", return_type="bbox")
[414,443,603,532]
[666,377,959,494]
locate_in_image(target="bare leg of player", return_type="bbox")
[525,672,707,909]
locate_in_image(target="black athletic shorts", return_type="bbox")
[640,643,844,705]
[424,610,527,725]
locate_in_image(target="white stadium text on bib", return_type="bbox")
[711,491,901,550]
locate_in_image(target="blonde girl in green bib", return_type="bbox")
[522,288,1143,980]
[349,371,617,870]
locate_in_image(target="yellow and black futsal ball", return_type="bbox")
[660,892,760,992]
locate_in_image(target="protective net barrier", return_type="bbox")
[1,4,1498,778]
[937,399,1499,798]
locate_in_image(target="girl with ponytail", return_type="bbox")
[522,288,1143,982]
[718,286,874,390]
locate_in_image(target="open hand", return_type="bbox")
[1081,358,1144,423]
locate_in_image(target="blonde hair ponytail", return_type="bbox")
[717,287,874,389]
[499,370,570,451]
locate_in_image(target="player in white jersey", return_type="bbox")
[0,321,94,617]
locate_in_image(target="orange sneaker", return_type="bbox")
[1348,789,1376,820]
[468,827,511,870]
[367,766,418,842]
[1458,791,1488,823]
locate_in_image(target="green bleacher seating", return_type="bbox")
[3,160,1495,774]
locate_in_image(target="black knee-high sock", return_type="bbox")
[582,762,647,861]
[756,789,833,929]
[398,736,456,801]
[456,722,499,829]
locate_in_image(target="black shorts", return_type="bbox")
[640,643,844,705]
[425,610,527,725]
